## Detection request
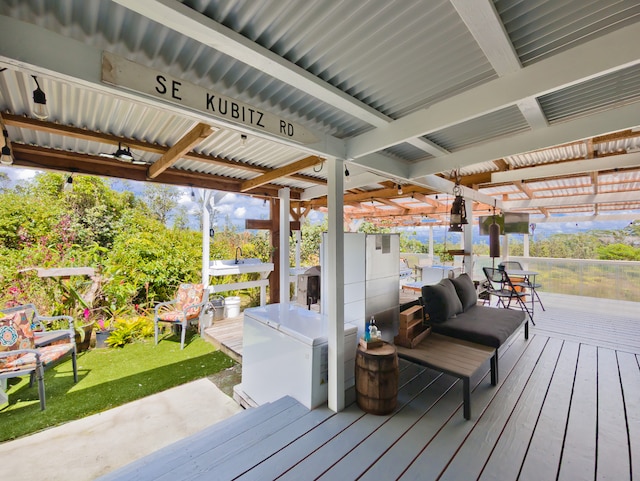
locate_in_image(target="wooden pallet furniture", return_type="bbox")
[394,305,431,348]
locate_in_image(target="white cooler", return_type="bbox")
[241,303,358,409]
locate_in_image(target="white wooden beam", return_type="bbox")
[492,151,640,183]
[326,157,345,412]
[412,174,504,209]
[410,102,639,178]
[347,21,640,159]
[504,191,640,209]
[532,213,640,223]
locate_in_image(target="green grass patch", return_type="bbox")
[0,332,236,442]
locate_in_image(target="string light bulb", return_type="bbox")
[31,75,49,120]
[63,175,74,192]
[1,129,12,166]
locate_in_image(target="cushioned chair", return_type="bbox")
[0,307,78,410]
[154,284,208,350]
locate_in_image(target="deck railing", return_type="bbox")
[402,253,640,302]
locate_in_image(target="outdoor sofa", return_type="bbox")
[420,273,528,351]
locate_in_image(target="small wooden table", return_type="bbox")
[396,334,497,420]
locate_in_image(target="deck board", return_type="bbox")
[101,293,640,481]
[557,344,598,481]
[478,337,564,481]
[518,341,580,481]
[410,336,548,481]
[618,352,640,480]
[596,348,631,480]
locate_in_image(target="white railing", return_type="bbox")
[475,256,640,302]
[400,253,640,302]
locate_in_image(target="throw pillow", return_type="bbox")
[451,273,478,311]
[421,278,463,323]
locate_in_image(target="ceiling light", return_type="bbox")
[240,134,248,147]
[344,165,350,183]
[99,142,144,164]
[1,129,12,166]
[31,75,49,120]
[397,183,403,195]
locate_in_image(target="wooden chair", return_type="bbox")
[0,307,78,410]
[154,284,208,349]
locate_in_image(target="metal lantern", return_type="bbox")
[448,183,467,232]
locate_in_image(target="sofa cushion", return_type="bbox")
[422,278,463,324]
[430,305,525,348]
[451,273,477,311]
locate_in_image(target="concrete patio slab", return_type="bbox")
[0,378,243,481]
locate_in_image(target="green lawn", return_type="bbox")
[0,333,236,442]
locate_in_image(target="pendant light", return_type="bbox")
[448,173,467,232]
[489,200,500,261]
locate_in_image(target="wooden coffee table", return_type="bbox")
[396,333,497,420]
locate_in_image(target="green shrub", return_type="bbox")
[106,316,155,347]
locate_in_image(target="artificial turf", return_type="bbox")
[0,333,236,442]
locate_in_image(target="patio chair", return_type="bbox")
[154,283,208,350]
[499,261,545,312]
[482,267,534,324]
[0,307,78,410]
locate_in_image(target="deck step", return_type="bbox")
[98,396,302,481]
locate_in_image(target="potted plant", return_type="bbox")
[95,318,115,348]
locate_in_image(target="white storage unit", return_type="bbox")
[241,303,358,409]
[321,233,399,342]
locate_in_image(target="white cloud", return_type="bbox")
[234,206,247,218]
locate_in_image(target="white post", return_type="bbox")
[463,199,473,274]
[523,233,530,258]
[201,190,212,288]
[279,187,290,305]
[327,157,345,412]
[429,226,434,262]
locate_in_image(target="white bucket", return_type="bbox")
[224,296,241,318]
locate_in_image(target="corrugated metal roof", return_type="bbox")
[539,63,640,123]
[0,0,638,225]
[185,0,498,119]
[426,105,529,152]
[494,0,640,66]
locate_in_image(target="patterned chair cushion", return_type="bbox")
[0,310,34,369]
[158,284,205,323]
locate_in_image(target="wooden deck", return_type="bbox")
[203,314,244,363]
[100,293,640,480]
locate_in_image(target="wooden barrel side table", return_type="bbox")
[355,342,399,415]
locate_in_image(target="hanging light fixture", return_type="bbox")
[31,75,49,120]
[99,142,143,163]
[397,183,403,195]
[63,174,74,192]
[448,174,467,232]
[1,129,13,166]
[489,199,500,261]
[344,164,350,183]
[240,134,248,147]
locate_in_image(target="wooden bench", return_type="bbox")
[395,333,497,420]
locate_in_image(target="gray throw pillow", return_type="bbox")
[421,278,463,323]
[451,273,478,311]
